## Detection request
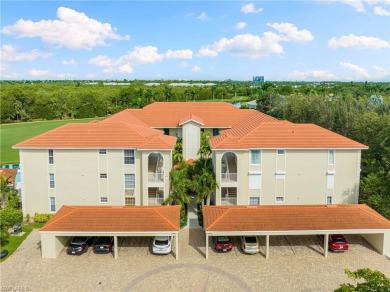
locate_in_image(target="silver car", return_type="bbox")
[240,236,260,254]
[152,236,172,254]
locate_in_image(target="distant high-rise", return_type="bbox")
[253,76,264,82]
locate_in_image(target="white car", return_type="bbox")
[152,236,172,254]
[240,236,260,254]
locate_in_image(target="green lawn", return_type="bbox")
[0,222,44,262]
[0,118,102,164]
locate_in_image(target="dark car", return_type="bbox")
[67,237,95,255]
[0,250,9,259]
[93,237,114,254]
[212,236,233,252]
[328,234,349,252]
[12,222,22,234]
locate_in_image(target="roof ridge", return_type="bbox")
[153,206,179,230]
[205,206,230,231]
[40,206,78,231]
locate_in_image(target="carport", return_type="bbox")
[39,205,180,259]
[203,204,390,259]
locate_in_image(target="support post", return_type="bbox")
[265,235,270,259]
[114,236,118,259]
[175,234,179,260]
[206,234,209,259]
[324,234,329,257]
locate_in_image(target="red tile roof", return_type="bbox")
[0,168,17,184]
[14,122,176,149]
[178,114,204,126]
[203,204,390,232]
[210,122,368,149]
[40,205,180,232]
[103,102,277,128]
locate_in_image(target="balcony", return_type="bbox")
[221,197,237,205]
[221,172,237,182]
[148,172,164,182]
[148,197,164,205]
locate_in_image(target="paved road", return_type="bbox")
[1,229,389,291]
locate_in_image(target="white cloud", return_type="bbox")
[289,70,338,81]
[0,45,52,61]
[179,61,188,67]
[191,65,201,72]
[235,22,247,30]
[374,6,390,15]
[62,59,76,65]
[1,7,129,50]
[241,3,263,13]
[328,34,390,49]
[86,73,97,79]
[28,69,49,77]
[165,49,193,59]
[89,46,192,74]
[267,23,314,42]
[339,62,370,78]
[197,12,208,21]
[0,63,18,79]
[373,66,390,80]
[198,33,284,58]
[341,0,366,12]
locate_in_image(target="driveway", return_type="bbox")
[1,229,389,291]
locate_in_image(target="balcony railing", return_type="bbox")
[221,197,237,205]
[148,197,164,205]
[221,173,237,182]
[148,172,164,182]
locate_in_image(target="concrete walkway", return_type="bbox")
[185,194,202,229]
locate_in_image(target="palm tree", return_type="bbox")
[191,158,218,205]
[0,176,12,208]
[164,162,191,207]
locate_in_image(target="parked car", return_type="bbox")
[152,236,172,255]
[67,237,95,255]
[328,234,349,252]
[12,222,22,234]
[240,236,260,254]
[212,236,233,252]
[0,250,9,259]
[93,237,114,254]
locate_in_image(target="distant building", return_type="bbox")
[253,76,264,82]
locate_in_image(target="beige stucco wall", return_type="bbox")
[214,149,362,206]
[21,148,172,216]
[40,233,70,258]
[362,232,390,256]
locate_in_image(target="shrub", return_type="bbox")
[180,206,188,228]
[0,208,23,228]
[34,213,53,223]
[5,192,20,210]
[197,207,203,227]
[25,214,30,223]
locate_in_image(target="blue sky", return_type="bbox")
[1,1,389,81]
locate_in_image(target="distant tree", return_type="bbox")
[197,131,212,159]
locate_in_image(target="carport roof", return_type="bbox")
[40,205,180,232]
[203,204,390,232]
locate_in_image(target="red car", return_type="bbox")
[328,234,349,252]
[212,236,233,252]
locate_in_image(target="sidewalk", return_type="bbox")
[185,194,202,229]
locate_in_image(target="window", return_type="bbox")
[48,149,54,164]
[100,197,108,203]
[125,197,135,206]
[49,173,55,189]
[327,196,333,205]
[327,173,335,189]
[163,128,170,135]
[124,149,135,164]
[277,149,285,155]
[275,196,284,203]
[249,197,260,205]
[124,174,135,189]
[249,173,261,189]
[100,173,107,179]
[50,197,56,212]
[99,149,107,155]
[250,150,261,165]
[212,128,219,136]
[328,150,335,165]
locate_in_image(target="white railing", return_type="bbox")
[221,197,237,205]
[148,172,164,182]
[221,173,237,182]
[148,197,164,205]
